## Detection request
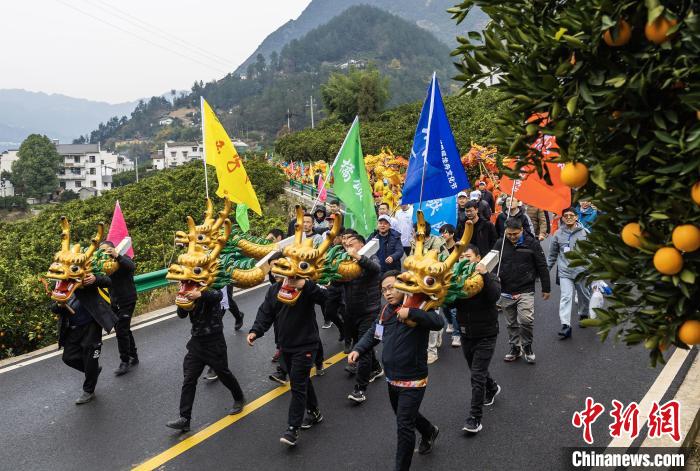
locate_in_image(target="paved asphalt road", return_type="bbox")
[1,276,661,471]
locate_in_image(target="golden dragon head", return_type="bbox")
[46,217,103,303]
[174,197,232,251]
[271,205,341,305]
[393,210,474,311]
[167,214,232,311]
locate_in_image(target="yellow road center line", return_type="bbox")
[133,351,348,471]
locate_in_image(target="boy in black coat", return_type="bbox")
[349,270,443,471]
[248,277,327,447]
[166,288,246,432]
[51,273,117,404]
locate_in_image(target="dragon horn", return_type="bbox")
[209,219,231,262]
[84,222,104,260]
[316,212,342,256]
[293,205,304,245]
[415,209,426,256]
[60,216,71,252]
[203,198,214,223]
[212,197,232,232]
[186,216,197,251]
[444,220,473,269]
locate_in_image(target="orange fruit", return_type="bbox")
[653,247,684,275]
[611,110,622,119]
[560,162,589,188]
[621,222,644,248]
[672,224,700,252]
[645,17,678,44]
[692,181,700,205]
[603,20,632,46]
[678,319,700,345]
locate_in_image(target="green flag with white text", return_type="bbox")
[331,117,376,237]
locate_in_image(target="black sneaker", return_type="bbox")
[114,361,130,376]
[269,371,288,385]
[235,313,244,331]
[462,417,482,433]
[369,367,384,383]
[75,391,95,405]
[558,324,572,339]
[347,387,366,403]
[522,344,536,364]
[280,427,299,446]
[418,425,439,454]
[484,384,501,406]
[300,409,323,429]
[344,364,357,376]
[129,356,139,366]
[343,340,353,354]
[203,367,218,381]
[504,345,522,362]
[166,417,190,432]
[229,398,246,415]
[315,365,325,376]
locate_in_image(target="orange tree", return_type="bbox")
[450,0,700,364]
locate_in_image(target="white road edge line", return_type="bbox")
[0,281,271,374]
[605,347,690,451]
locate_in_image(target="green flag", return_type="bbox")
[331,117,377,237]
[236,203,250,232]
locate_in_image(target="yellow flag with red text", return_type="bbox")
[201,98,262,215]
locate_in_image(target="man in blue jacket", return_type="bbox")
[349,270,443,471]
[367,215,404,273]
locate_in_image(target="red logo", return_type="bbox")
[572,397,605,444]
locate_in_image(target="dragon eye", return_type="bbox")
[197,235,205,242]
[70,265,80,273]
[299,261,310,270]
[193,267,203,275]
[423,276,435,287]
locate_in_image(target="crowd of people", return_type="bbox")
[49,184,599,471]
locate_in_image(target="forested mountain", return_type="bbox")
[234,0,488,74]
[91,5,457,145]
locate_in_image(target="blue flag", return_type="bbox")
[412,195,458,236]
[401,73,470,205]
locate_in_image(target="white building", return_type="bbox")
[153,141,203,170]
[0,149,18,197]
[55,143,134,197]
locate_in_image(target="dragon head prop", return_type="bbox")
[271,206,344,305]
[167,215,231,311]
[174,198,232,251]
[46,217,103,303]
[394,210,481,311]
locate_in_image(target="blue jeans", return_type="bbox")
[442,306,460,337]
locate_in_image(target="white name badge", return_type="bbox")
[374,324,384,341]
[563,246,571,253]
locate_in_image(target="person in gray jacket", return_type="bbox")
[547,207,591,339]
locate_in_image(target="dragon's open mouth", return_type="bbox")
[51,279,79,302]
[401,292,429,310]
[277,277,302,305]
[175,280,204,308]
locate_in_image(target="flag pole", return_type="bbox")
[496,182,517,277]
[418,72,437,213]
[200,96,210,200]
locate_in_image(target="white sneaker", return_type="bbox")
[451,336,461,347]
[436,332,443,348]
[446,324,454,334]
[427,352,438,364]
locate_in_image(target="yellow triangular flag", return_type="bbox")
[201,97,262,215]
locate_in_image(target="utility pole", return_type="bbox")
[134,156,139,183]
[306,96,315,129]
[287,108,291,131]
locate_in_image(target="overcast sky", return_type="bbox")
[1,0,312,103]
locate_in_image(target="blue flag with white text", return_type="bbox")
[401,73,470,204]
[413,195,458,236]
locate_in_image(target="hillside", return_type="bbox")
[92,6,456,146]
[234,0,488,74]
[0,89,137,150]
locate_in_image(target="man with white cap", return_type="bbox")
[470,190,492,223]
[367,215,403,273]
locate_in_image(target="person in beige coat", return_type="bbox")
[525,204,547,241]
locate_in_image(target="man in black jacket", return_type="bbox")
[166,289,246,432]
[495,218,551,364]
[52,273,117,404]
[248,277,327,447]
[495,197,535,238]
[342,233,384,403]
[462,201,497,258]
[367,215,404,273]
[456,245,501,434]
[349,270,443,471]
[100,241,138,376]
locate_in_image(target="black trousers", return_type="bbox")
[281,349,318,428]
[179,334,244,420]
[61,321,103,393]
[114,302,137,363]
[349,313,380,390]
[388,384,433,471]
[460,335,498,420]
[323,285,345,339]
[225,285,243,321]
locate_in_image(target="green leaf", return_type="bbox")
[580,83,594,104]
[554,27,568,41]
[680,269,696,284]
[566,96,578,115]
[649,212,670,220]
[653,131,678,145]
[648,5,665,23]
[590,163,607,189]
[605,76,627,88]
